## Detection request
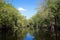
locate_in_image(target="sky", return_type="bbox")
[11,0,45,19]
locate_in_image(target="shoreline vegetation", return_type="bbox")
[0,0,60,40]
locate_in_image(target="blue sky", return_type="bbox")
[11,0,45,19]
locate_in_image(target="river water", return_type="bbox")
[24,33,34,40]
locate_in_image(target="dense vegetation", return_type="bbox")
[0,0,60,40]
[30,0,60,40]
[0,0,28,40]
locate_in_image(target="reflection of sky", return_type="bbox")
[24,33,34,40]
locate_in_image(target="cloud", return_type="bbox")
[18,7,26,11]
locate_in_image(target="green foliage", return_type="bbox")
[0,1,27,40]
[0,0,60,40]
[29,0,60,40]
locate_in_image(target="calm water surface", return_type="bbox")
[24,33,34,40]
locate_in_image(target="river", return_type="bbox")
[24,33,34,40]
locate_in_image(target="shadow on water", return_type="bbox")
[24,33,34,40]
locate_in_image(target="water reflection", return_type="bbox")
[24,33,34,40]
